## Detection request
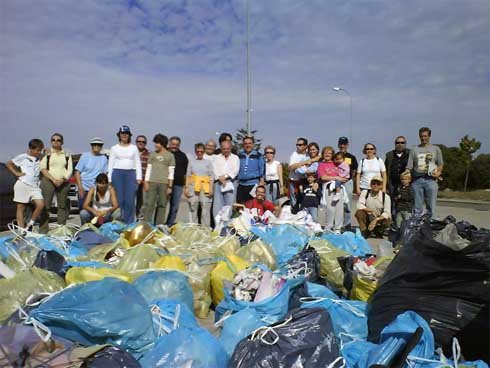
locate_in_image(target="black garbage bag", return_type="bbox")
[83,346,141,368]
[287,244,321,282]
[33,249,66,277]
[368,219,490,361]
[229,307,343,368]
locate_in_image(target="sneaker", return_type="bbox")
[334,229,342,235]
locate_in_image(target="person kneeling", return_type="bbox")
[234,185,279,223]
[355,176,392,238]
[80,173,120,225]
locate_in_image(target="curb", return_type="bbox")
[437,198,490,210]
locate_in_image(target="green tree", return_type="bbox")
[437,144,467,191]
[468,153,490,190]
[234,127,262,152]
[459,135,481,192]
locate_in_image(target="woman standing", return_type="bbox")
[318,146,348,233]
[295,142,321,177]
[355,143,386,195]
[39,133,73,233]
[108,125,142,224]
[264,145,283,204]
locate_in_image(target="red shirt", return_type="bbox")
[245,198,275,216]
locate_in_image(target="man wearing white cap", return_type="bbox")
[74,137,108,211]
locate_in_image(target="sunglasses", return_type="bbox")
[296,143,305,147]
[91,143,103,147]
[52,139,62,142]
[136,141,146,144]
[371,182,382,185]
[395,141,406,144]
[365,148,375,151]
[265,151,274,154]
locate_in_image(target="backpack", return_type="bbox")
[45,149,71,171]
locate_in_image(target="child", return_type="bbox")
[6,139,45,232]
[332,152,350,200]
[299,172,321,221]
[395,172,413,228]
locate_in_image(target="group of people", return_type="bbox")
[7,125,443,238]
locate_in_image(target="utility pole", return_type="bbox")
[246,0,251,136]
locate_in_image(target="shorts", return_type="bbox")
[13,180,43,204]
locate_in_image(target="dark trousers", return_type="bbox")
[236,184,255,204]
[166,184,184,226]
[355,209,392,237]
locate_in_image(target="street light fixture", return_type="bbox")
[332,86,353,149]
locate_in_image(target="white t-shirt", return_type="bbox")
[359,157,386,189]
[108,144,142,181]
[12,153,41,187]
[266,160,281,181]
[288,152,309,181]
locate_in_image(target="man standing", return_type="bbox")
[74,137,108,212]
[212,140,240,219]
[405,127,443,218]
[135,135,149,219]
[337,137,358,230]
[288,137,309,209]
[204,140,217,161]
[385,136,410,216]
[236,136,265,204]
[166,136,188,226]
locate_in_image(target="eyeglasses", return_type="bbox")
[265,151,274,154]
[395,141,406,144]
[365,148,375,151]
[136,140,146,144]
[52,139,62,142]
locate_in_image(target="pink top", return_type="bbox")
[336,162,350,179]
[317,161,339,178]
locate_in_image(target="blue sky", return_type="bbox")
[1,0,489,161]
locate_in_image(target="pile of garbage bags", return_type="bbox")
[0,214,488,367]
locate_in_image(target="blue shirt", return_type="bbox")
[237,149,265,186]
[75,152,108,191]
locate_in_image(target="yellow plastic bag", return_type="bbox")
[235,239,277,270]
[309,239,348,291]
[171,223,214,245]
[116,244,161,272]
[187,262,214,318]
[153,255,186,271]
[210,255,249,305]
[211,236,240,256]
[350,256,393,301]
[65,267,133,285]
[0,268,65,323]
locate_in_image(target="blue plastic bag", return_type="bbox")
[35,236,69,257]
[150,299,198,338]
[139,326,228,368]
[28,278,156,353]
[215,278,291,324]
[0,236,16,260]
[306,282,339,299]
[251,224,309,267]
[98,221,126,241]
[69,229,113,258]
[321,230,372,256]
[219,308,267,358]
[133,270,194,311]
[302,297,367,345]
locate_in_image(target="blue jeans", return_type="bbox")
[411,177,438,218]
[265,181,280,204]
[305,206,318,222]
[166,184,184,225]
[212,181,237,219]
[111,169,137,224]
[343,179,353,227]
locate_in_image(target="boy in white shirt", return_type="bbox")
[6,139,45,232]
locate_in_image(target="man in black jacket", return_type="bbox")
[384,136,410,217]
[166,136,189,226]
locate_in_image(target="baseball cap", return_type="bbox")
[90,137,104,145]
[370,175,383,183]
[118,125,132,134]
[338,137,349,145]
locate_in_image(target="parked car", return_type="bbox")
[0,162,17,230]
